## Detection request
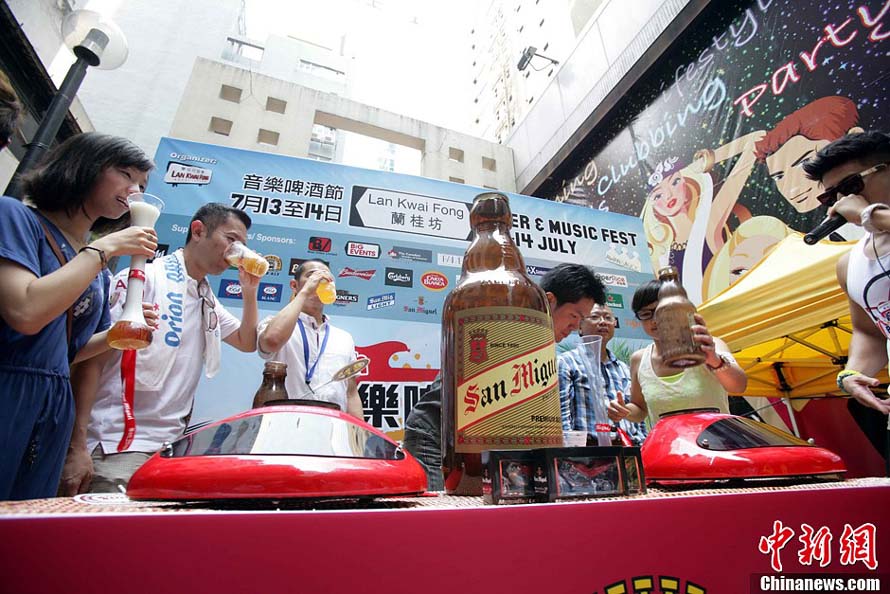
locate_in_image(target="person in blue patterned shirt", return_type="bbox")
[558,303,648,445]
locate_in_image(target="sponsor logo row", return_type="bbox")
[315,238,464,268]
[216,279,441,315]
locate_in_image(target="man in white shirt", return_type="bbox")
[61,203,262,494]
[806,131,890,415]
[257,259,363,419]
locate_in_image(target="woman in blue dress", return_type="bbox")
[0,133,158,499]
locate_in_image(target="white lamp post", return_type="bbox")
[5,9,128,198]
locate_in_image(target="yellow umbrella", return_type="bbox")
[699,233,889,402]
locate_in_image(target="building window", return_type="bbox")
[257,128,280,146]
[308,123,337,161]
[209,117,233,136]
[449,147,465,163]
[482,157,497,172]
[219,84,242,103]
[266,97,287,114]
[298,59,345,80]
[223,37,264,64]
[449,177,465,184]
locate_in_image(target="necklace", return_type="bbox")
[671,241,688,251]
[40,211,88,250]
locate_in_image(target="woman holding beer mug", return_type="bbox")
[608,279,747,428]
[0,133,157,500]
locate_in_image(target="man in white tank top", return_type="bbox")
[803,131,890,415]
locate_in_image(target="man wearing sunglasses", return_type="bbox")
[802,131,890,417]
[60,203,263,494]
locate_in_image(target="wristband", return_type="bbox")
[836,369,862,393]
[707,352,733,372]
[79,245,108,268]
[860,203,889,234]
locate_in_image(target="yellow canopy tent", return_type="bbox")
[698,233,889,426]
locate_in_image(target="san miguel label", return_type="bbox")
[454,306,563,453]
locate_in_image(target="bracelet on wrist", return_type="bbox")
[860,203,889,234]
[707,353,732,372]
[836,369,862,393]
[79,245,108,269]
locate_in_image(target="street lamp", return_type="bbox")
[517,46,559,72]
[5,9,127,198]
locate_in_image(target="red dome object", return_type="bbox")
[641,409,846,483]
[127,404,428,500]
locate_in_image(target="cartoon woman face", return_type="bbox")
[765,135,830,213]
[647,171,691,219]
[728,234,781,283]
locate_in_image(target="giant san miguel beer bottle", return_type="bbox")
[441,192,562,495]
[654,266,705,368]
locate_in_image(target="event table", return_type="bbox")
[1,478,888,593]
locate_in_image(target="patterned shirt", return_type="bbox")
[558,347,648,445]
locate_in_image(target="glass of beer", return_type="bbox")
[224,241,269,277]
[316,279,336,304]
[107,192,165,350]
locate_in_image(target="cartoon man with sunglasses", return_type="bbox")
[802,131,890,416]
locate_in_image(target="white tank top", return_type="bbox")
[637,344,729,423]
[846,235,890,339]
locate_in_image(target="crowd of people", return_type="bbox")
[1,67,888,496]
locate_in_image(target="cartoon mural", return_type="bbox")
[541,0,889,303]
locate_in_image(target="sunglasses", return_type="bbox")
[198,280,218,332]
[816,163,888,206]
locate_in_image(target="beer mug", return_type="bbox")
[107,192,165,351]
[316,279,336,305]
[224,241,269,277]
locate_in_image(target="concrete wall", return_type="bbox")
[507,0,699,193]
[71,0,242,158]
[171,58,516,191]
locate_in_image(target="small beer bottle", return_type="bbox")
[654,266,705,368]
[441,192,562,495]
[252,361,290,408]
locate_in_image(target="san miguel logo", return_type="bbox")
[462,348,556,414]
[421,271,449,291]
[338,267,376,280]
[346,241,380,259]
[469,329,488,364]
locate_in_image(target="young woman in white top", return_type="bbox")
[607,279,747,426]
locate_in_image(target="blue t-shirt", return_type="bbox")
[0,196,111,375]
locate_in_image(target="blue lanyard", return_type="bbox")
[298,318,330,385]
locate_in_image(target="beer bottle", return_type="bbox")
[441,192,562,495]
[252,361,290,408]
[654,266,705,368]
